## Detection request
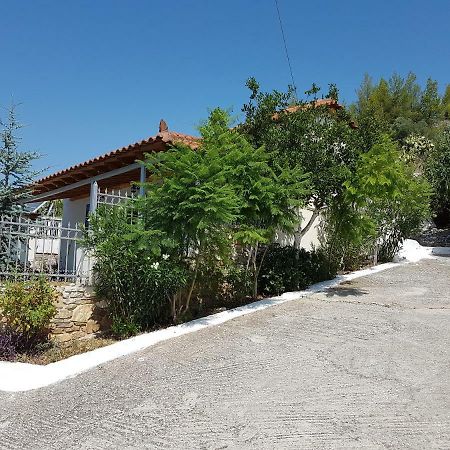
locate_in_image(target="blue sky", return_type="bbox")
[1,0,449,177]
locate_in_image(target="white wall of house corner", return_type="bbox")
[61,197,90,278]
[274,208,322,251]
[299,209,322,251]
[62,198,89,228]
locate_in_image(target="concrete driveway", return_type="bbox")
[0,258,449,449]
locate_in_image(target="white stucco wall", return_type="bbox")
[60,197,90,276]
[62,197,90,228]
[274,208,322,251]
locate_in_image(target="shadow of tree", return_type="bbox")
[325,287,369,298]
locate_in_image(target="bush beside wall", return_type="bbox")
[0,282,109,357]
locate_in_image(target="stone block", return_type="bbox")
[52,333,72,343]
[85,319,100,334]
[51,328,65,334]
[71,331,86,340]
[64,285,80,293]
[55,309,72,320]
[72,304,93,323]
[63,297,83,306]
[52,321,74,329]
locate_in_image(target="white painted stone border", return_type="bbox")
[0,240,441,392]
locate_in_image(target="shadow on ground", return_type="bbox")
[325,286,369,298]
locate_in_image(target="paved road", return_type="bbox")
[1,258,449,449]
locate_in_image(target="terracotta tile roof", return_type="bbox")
[33,126,199,192]
[272,98,342,120]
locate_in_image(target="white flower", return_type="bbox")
[162,254,169,260]
[151,262,160,270]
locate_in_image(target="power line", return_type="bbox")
[274,0,297,99]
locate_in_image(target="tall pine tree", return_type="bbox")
[0,104,40,216]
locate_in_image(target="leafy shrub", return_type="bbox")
[139,108,308,306]
[85,205,188,335]
[194,264,253,312]
[258,244,335,296]
[222,266,253,304]
[110,316,141,339]
[0,278,57,338]
[425,129,450,226]
[0,278,57,357]
[0,327,21,360]
[0,326,50,359]
[338,135,431,264]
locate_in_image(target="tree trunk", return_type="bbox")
[254,245,269,298]
[294,208,320,249]
[184,256,199,313]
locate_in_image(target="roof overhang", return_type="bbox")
[29,130,199,202]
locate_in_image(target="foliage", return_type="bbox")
[86,109,309,330]
[193,263,253,313]
[320,195,376,271]
[352,73,450,227]
[84,205,188,335]
[0,105,41,272]
[443,85,450,119]
[86,82,434,333]
[0,327,22,360]
[401,134,435,169]
[139,108,309,302]
[258,244,335,296]
[425,129,450,226]
[0,105,40,216]
[241,78,360,248]
[219,265,253,304]
[344,135,431,262]
[352,72,448,141]
[0,278,57,356]
[110,316,141,339]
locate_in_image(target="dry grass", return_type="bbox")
[16,337,116,365]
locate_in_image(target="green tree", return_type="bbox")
[442,85,450,119]
[425,129,450,225]
[0,105,40,216]
[344,135,431,261]
[140,108,309,301]
[241,79,360,248]
[87,108,306,327]
[0,105,41,273]
[420,78,441,124]
[352,72,445,141]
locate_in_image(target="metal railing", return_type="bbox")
[0,214,92,284]
[96,187,136,207]
[95,186,139,224]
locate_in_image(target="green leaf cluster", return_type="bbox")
[343,135,431,260]
[0,277,57,338]
[425,129,450,225]
[0,105,41,216]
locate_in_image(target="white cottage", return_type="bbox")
[27,117,323,276]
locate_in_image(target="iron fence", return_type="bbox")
[95,186,139,223]
[96,187,136,207]
[0,215,92,284]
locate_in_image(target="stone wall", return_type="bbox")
[51,284,110,344]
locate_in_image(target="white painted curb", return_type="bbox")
[0,240,438,392]
[431,247,450,257]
